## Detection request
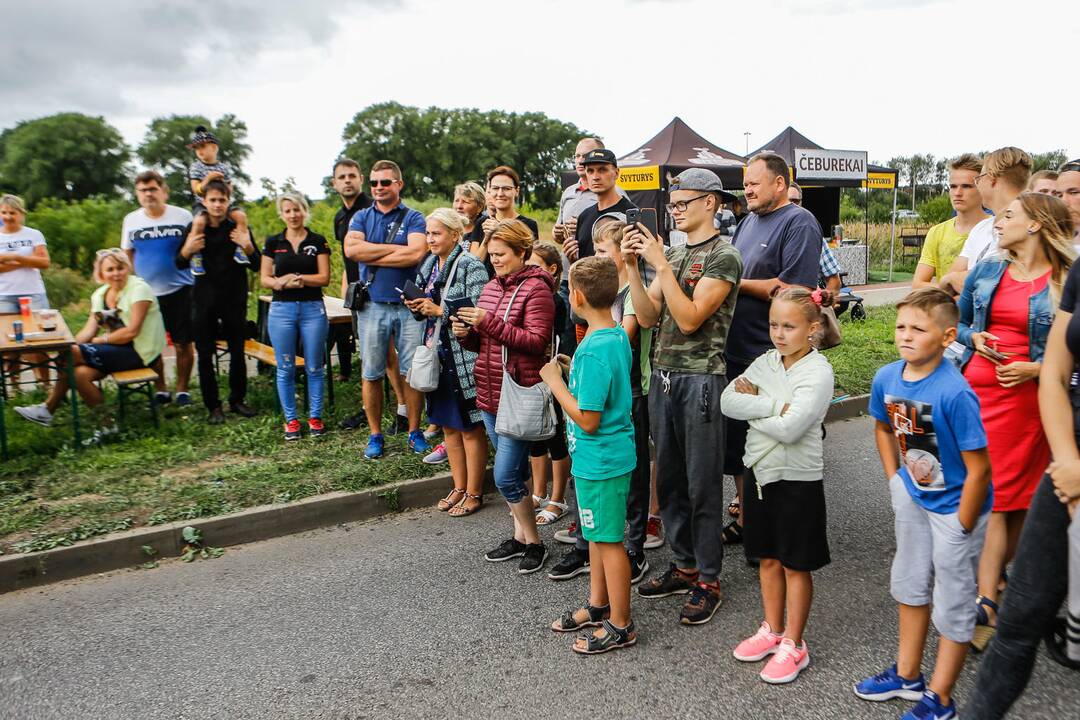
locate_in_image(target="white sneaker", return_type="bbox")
[82,424,120,447]
[15,403,53,426]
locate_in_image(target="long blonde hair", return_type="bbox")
[1007,192,1075,303]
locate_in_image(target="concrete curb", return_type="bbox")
[1,395,870,594]
[0,469,495,595]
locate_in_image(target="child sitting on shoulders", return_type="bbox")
[541,256,637,654]
[855,287,992,720]
[187,125,250,273]
[721,287,835,685]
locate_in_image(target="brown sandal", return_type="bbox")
[448,492,483,517]
[437,488,466,511]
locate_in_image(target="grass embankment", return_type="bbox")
[823,305,899,396]
[0,379,442,554]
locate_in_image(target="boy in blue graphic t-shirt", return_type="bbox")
[856,288,991,720]
[541,256,637,655]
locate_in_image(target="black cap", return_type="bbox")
[186,125,219,148]
[582,148,618,166]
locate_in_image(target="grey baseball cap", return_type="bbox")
[670,168,737,202]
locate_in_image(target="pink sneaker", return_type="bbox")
[733,620,784,662]
[759,638,809,684]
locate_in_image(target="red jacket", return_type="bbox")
[463,265,556,414]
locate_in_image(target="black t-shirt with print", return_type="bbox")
[262,230,331,302]
[574,196,637,259]
[335,194,372,284]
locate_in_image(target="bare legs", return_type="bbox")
[758,558,814,644]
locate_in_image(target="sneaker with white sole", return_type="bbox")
[899,690,957,720]
[853,664,927,702]
[15,403,53,426]
[554,521,579,545]
[423,443,448,464]
[760,638,809,684]
[734,620,784,662]
[644,515,664,549]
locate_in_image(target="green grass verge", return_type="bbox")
[823,305,898,396]
[0,376,444,554]
[1,307,898,555]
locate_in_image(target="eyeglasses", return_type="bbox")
[974,172,990,184]
[369,178,395,187]
[664,194,710,214]
[488,185,517,194]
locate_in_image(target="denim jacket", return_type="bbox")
[955,259,1054,368]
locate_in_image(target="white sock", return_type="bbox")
[397,404,407,416]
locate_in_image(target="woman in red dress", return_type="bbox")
[956,192,1076,650]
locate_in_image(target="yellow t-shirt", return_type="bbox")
[91,275,166,366]
[917,217,969,280]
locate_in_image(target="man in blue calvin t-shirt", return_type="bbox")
[343,159,429,460]
[723,153,823,541]
[121,170,195,406]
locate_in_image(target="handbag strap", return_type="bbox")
[363,207,409,285]
[499,279,558,369]
[430,251,465,342]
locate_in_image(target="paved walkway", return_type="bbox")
[0,416,1075,719]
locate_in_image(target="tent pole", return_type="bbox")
[864,185,869,282]
[888,185,898,282]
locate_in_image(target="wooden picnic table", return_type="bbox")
[0,311,82,458]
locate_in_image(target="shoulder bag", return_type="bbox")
[343,208,408,311]
[494,280,559,441]
[406,252,465,393]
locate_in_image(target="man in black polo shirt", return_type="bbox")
[564,148,635,262]
[176,180,261,424]
[331,158,373,430]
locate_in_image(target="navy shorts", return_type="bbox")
[78,343,151,374]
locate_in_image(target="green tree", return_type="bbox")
[136,114,252,205]
[1032,149,1068,172]
[340,103,586,207]
[0,113,131,206]
[27,197,129,272]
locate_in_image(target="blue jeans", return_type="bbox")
[267,300,329,422]
[481,411,532,504]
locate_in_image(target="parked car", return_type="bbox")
[894,209,920,221]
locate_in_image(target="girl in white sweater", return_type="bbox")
[721,287,835,685]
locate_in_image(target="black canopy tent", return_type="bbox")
[613,117,745,239]
[750,126,900,279]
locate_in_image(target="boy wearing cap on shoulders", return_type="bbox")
[187,125,250,270]
[622,168,743,625]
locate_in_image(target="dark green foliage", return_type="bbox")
[0,113,131,207]
[136,114,252,205]
[340,102,587,206]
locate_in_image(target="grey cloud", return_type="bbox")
[0,0,396,127]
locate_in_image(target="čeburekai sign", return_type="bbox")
[794,148,868,181]
[617,165,660,191]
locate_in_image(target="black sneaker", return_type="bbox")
[339,412,367,430]
[547,546,590,581]
[680,582,724,625]
[637,562,697,598]
[154,391,172,406]
[485,538,527,562]
[387,413,409,436]
[229,401,257,418]
[628,550,650,585]
[519,543,548,575]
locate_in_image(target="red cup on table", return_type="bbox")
[18,296,32,317]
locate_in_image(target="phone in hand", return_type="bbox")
[445,297,475,317]
[396,280,425,302]
[983,345,1008,362]
[626,207,658,238]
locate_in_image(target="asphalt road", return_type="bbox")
[1,416,1076,720]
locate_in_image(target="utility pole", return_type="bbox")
[743,132,751,156]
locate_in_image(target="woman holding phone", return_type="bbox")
[260,192,331,441]
[453,219,554,573]
[955,192,1075,650]
[404,209,489,516]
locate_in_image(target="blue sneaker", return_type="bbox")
[901,690,956,720]
[364,434,385,459]
[853,664,926,702]
[408,429,431,455]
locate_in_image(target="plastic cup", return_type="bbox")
[18,296,32,317]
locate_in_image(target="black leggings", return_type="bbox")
[964,473,1071,718]
[530,403,568,461]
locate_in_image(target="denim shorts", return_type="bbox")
[78,343,151,374]
[353,302,424,381]
[0,292,49,314]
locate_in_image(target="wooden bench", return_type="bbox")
[215,339,306,411]
[110,367,159,430]
[900,226,929,264]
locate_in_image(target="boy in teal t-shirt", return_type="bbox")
[541,256,637,655]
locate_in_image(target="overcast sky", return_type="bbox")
[4,0,1076,197]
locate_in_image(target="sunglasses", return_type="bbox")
[96,247,124,257]
[1060,162,1080,174]
[369,178,396,187]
